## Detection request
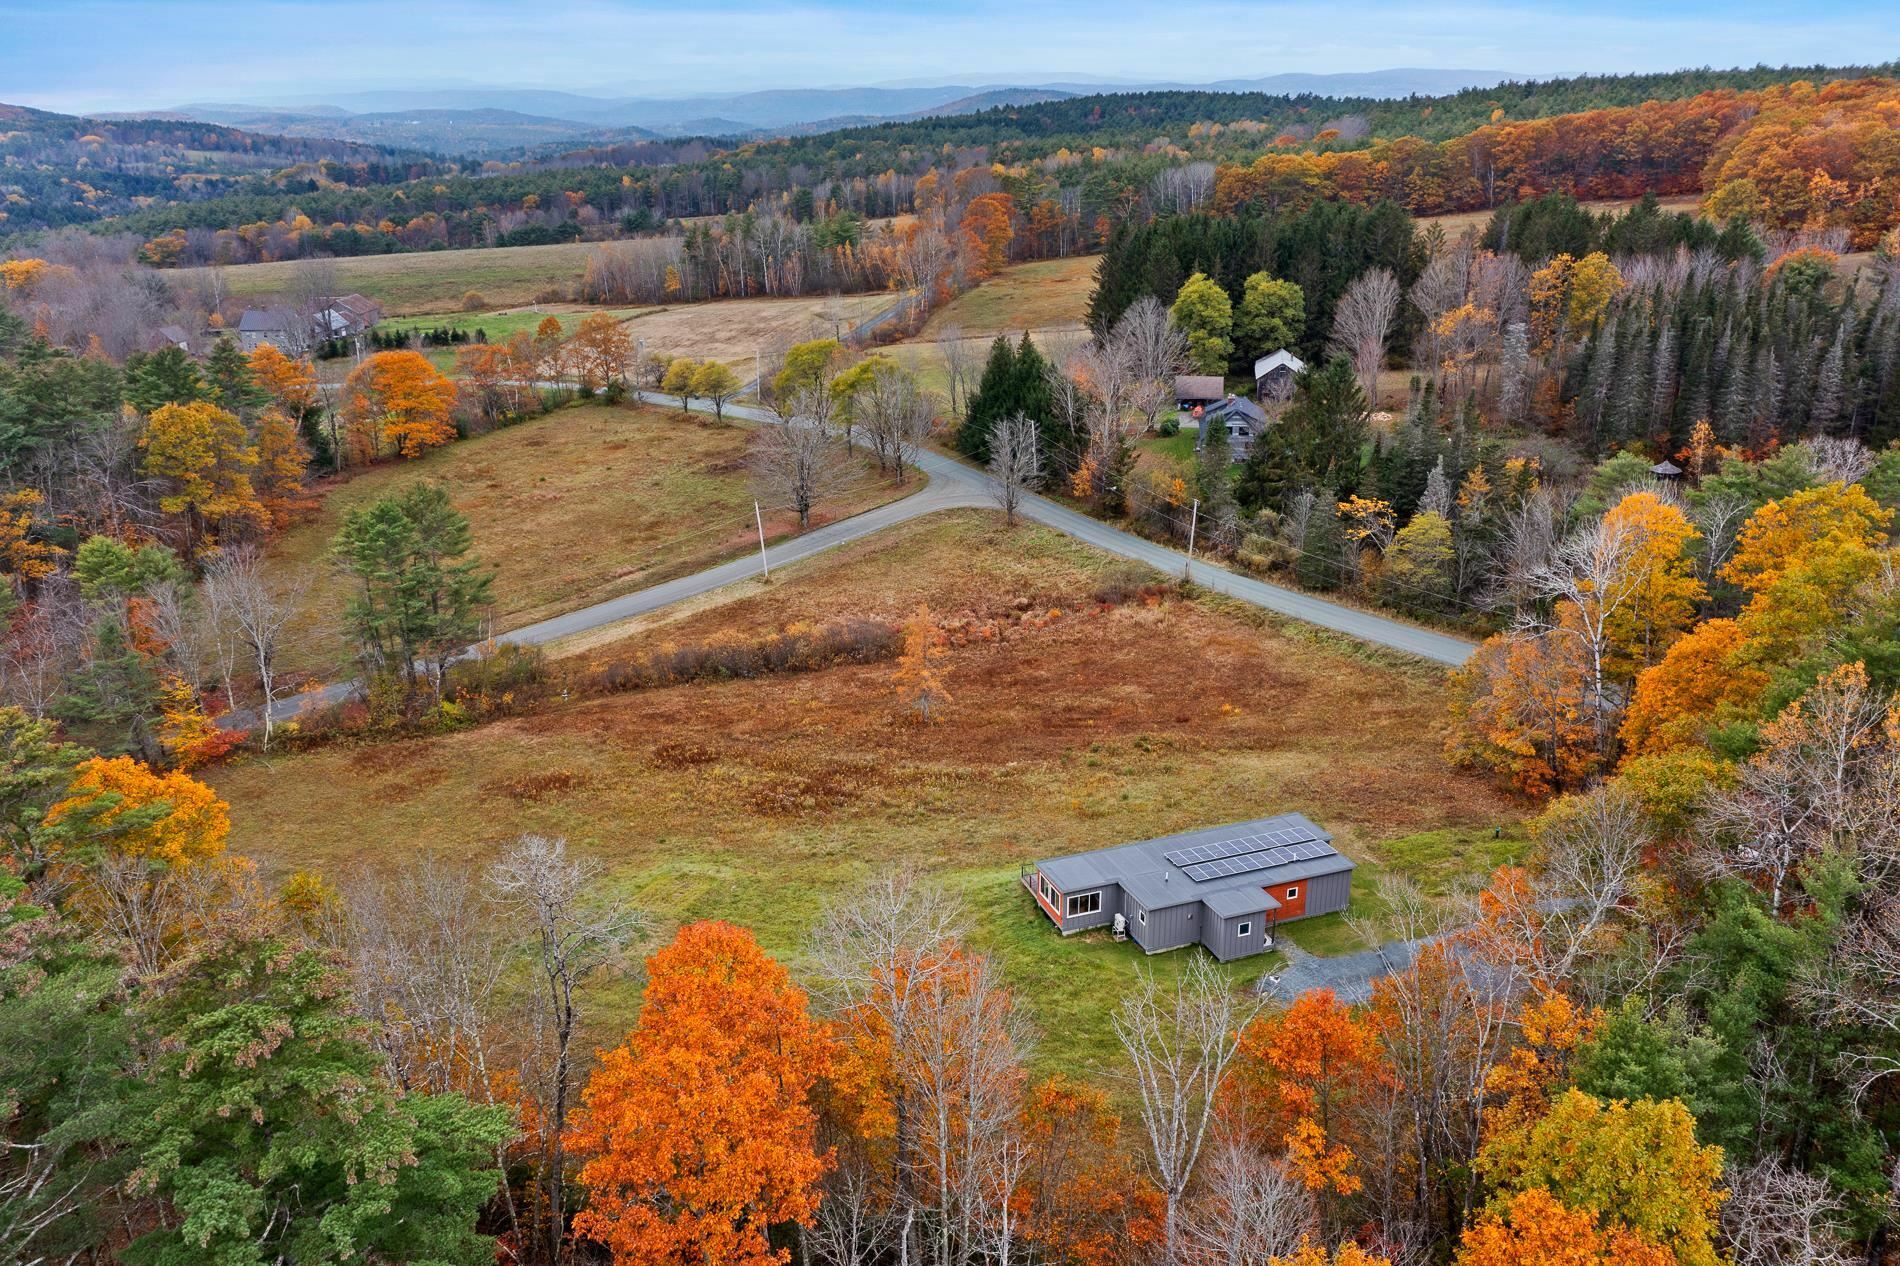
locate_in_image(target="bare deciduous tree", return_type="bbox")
[811,873,970,1266]
[1519,515,1647,754]
[1181,1140,1313,1266]
[860,364,934,483]
[203,546,305,750]
[1468,783,1650,1001]
[909,950,1034,1266]
[347,857,522,1238]
[752,410,852,530]
[1332,267,1402,406]
[988,412,1042,526]
[1112,955,1261,1264]
[486,835,644,1266]
[1110,297,1189,434]
[939,326,975,420]
[1720,1157,1855,1266]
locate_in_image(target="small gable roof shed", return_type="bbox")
[1253,349,1306,381]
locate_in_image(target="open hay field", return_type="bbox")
[215,510,1524,1076]
[268,400,905,680]
[188,241,604,315]
[1413,194,1704,241]
[919,256,1100,339]
[621,292,894,373]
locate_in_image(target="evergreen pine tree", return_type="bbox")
[53,616,161,762]
[123,346,205,414]
[1296,489,1347,591]
[204,336,270,419]
[956,335,1017,461]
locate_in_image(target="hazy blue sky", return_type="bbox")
[3,0,1894,112]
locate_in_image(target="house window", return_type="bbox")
[1238,921,1252,937]
[1285,887,1299,901]
[1066,891,1101,918]
[1138,910,1147,926]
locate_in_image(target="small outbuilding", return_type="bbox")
[1023,813,1354,962]
[1176,375,1226,420]
[1254,349,1306,402]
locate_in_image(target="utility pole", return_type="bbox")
[1185,498,1199,580]
[755,501,771,581]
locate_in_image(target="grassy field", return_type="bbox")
[268,401,908,679]
[363,292,894,378]
[623,293,892,373]
[189,242,604,316]
[1413,194,1704,241]
[919,256,1100,339]
[373,306,658,373]
[377,306,655,342]
[217,510,1523,1077]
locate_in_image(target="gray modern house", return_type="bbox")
[1024,813,1353,961]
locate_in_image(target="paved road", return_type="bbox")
[246,391,1473,725]
[640,390,1476,665]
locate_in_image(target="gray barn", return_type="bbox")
[1024,813,1353,961]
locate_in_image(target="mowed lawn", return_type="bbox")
[268,401,908,679]
[216,511,1524,1077]
[188,241,604,315]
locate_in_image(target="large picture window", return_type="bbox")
[1066,891,1101,918]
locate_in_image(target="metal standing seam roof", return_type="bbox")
[1034,812,1352,912]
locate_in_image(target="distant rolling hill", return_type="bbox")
[134,69,1512,154]
[163,103,656,156]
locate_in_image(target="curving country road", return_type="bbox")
[248,391,1473,724]
[633,391,1478,666]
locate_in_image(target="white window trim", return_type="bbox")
[1137,910,1147,925]
[1066,890,1101,918]
[1238,921,1252,937]
[1285,886,1299,901]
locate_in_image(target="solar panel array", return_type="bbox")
[1164,825,1336,884]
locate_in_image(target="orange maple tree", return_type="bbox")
[247,342,320,422]
[1456,1187,1673,1266]
[0,488,65,587]
[1619,618,1766,758]
[155,675,246,769]
[1447,608,1603,796]
[339,349,459,462]
[1016,1075,1159,1265]
[960,193,1016,277]
[1232,990,1386,1198]
[568,920,833,1266]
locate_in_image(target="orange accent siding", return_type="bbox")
[1033,875,1064,924]
[1269,883,1309,919]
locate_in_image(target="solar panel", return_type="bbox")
[1180,836,1337,883]
[1165,823,1327,870]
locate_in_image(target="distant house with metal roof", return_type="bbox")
[1254,349,1306,402]
[236,307,305,353]
[1193,395,1269,459]
[1023,813,1354,961]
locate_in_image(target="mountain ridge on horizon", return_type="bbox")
[116,67,1515,154]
